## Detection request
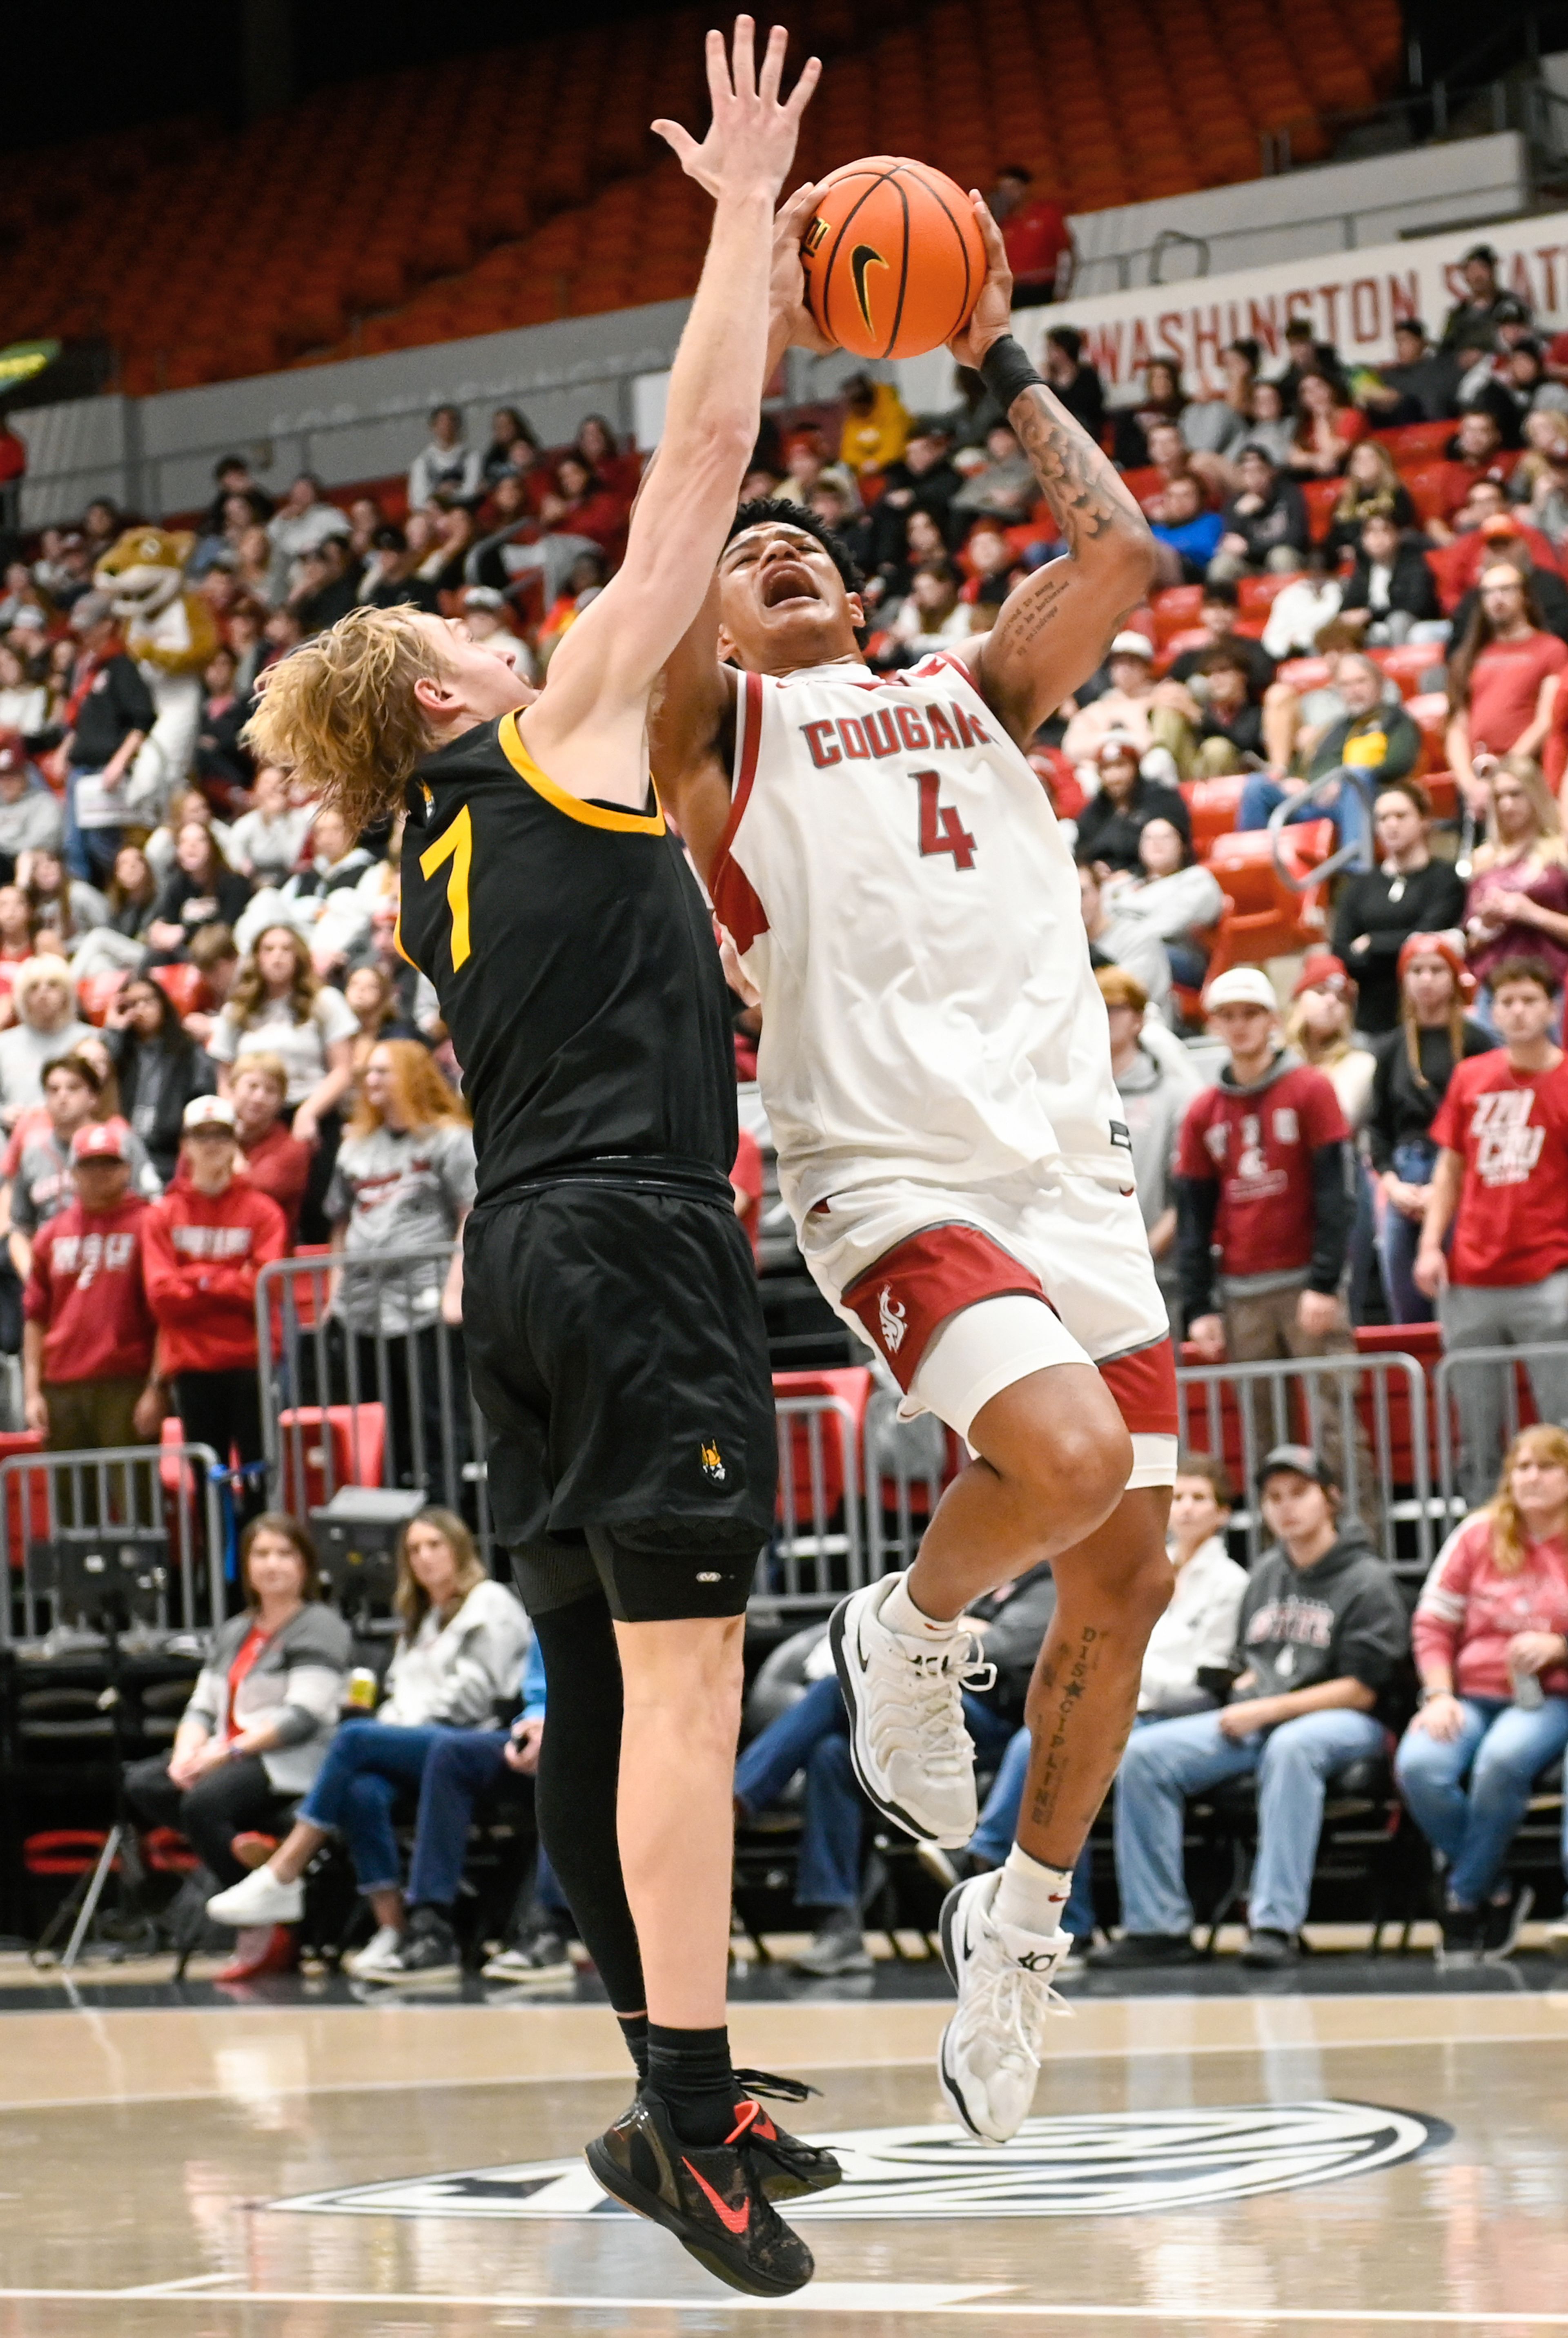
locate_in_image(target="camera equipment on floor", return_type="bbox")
[35,1529,170,1638]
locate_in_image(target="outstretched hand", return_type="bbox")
[947,194,1013,370]
[653,18,821,205]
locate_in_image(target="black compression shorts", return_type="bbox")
[463,1185,777,1622]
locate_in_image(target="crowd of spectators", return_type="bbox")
[8,290,1568,1975]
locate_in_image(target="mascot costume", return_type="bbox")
[93,528,219,820]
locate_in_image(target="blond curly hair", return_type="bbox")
[241,604,443,838]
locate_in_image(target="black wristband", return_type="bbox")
[978,334,1045,412]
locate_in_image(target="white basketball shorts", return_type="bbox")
[798,1164,1178,1489]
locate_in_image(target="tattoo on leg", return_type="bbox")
[1027,1622,1099,1835]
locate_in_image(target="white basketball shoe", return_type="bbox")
[938,1869,1071,2142]
[830,1571,993,1848]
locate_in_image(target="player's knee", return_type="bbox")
[1015,1400,1132,1538]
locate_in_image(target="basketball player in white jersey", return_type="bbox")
[652,206,1175,2143]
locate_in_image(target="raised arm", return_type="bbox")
[523,19,817,804]
[942,205,1157,747]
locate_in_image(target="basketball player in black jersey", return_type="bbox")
[245,23,831,2298]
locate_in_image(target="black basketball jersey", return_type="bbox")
[398,710,739,1208]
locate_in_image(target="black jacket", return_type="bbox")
[150,866,254,939]
[1364,1017,1494,1170]
[106,1029,218,1187]
[1074,776,1192,874]
[1220,477,1310,565]
[70,652,156,769]
[1329,860,1468,1035]
[1232,1531,1408,1722]
[1339,543,1441,625]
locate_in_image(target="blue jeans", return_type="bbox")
[1236,771,1370,856]
[1378,1138,1437,1325]
[735,1672,1013,1912]
[1115,1705,1386,1937]
[405,1727,568,1918]
[300,1720,461,1895]
[64,767,121,885]
[1394,1694,1568,1908]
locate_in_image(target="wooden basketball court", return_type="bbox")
[3,1968,1568,2334]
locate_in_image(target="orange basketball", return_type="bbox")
[800,156,986,361]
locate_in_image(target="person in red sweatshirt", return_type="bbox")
[23,1117,161,1458]
[230,1052,311,1244]
[143,1094,287,1501]
[1176,965,1374,1502]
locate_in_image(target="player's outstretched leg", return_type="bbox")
[939,1484,1172,2141]
[583,1605,819,2296]
[832,1360,1133,1848]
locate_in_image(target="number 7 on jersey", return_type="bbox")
[420,804,473,968]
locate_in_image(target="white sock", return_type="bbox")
[992,1844,1074,1938]
[880,1571,960,1643]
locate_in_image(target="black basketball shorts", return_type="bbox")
[463,1185,778,1623]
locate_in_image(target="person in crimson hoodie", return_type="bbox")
[1416,955,1568,1504]
[1176,966,1375,1504]
[230,1053,311,1244]
[22,1118,161,1468]
[142,1094,288,1512]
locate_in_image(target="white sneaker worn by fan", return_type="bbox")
[206,1865,305,1926]
[343,1925,404,1978]
[830,1570,994,1848]
[938,1868,1071,2142]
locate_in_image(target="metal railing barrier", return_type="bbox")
[1176,1350,1434,1578]
[1434,1339,1568,1522]
[256,1245,489,1553]
[1270,767,1379,891]
[763,1390,865,1611]
[1,1442,224,1647]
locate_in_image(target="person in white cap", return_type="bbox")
[141,1093,288,1512]
[1174,966,1374,1499]
[1060,630,1184,784]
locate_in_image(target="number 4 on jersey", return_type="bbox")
[914,769,978,871]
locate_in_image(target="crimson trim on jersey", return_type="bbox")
[710,669,769,954]
[1097,1337,1180,1438]
[842,1224,1048,1391]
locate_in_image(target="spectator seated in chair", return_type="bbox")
[1338,515,1444,648]
[733,1565,1057,1979]
[125,1513,350,1983]
[102,972,218,1188]
[940,1456,1248,1949]
[352,1632,577,1984]
[205,1509,530,1953]
[1089,1446,1408,1970]
[1073,736,1192,875]
[1396,1424,1568,1967]
[1147,475,1227,589]
[1209,445,1311,582]
[1238,651,1422,852]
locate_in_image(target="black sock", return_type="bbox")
[646,2023,737,2146]
[619,2012,649,2084]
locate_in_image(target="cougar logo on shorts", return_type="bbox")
[699,1439,726,1483]
[878,1283,908,1355]
[273,2101,1447,2223]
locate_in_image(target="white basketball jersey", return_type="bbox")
[710,651,1127,1221]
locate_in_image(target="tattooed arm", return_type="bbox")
[941,203,1156,749]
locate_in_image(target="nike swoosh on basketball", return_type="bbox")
[682,2158,751,2235]
[849,242,887,333]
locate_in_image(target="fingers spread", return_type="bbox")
[705,23,733,107]
[651,119,699,168]
[757,20,788,105]
[787,53,822,117]
[729,13,757,99]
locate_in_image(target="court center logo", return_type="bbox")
[271,2100,1446,2223]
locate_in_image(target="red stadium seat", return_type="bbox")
[1366,643,1441,699]
[1155,624,1213,676]
[275,1405,388,1515]
[1205,820,1335,968]
[1238,572,1300,617]
[1182,773,1247,856]
[1301,480,1342,544]
[150,963,206,1019]
[772,1367,872,1532]
[1373,421,1454,465]
[1406,692,1453,763]
[1150,584,1205,644]
[1276,655,1333,694]
[76,969,129,1026]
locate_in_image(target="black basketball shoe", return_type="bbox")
[585,2086,816,2297]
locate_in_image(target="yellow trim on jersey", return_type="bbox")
[419,802,473,968]
[497,710,666,835]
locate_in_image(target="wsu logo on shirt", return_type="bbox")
[1471,1089,1546,1186]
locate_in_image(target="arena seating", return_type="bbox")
[0,0,1403,389]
